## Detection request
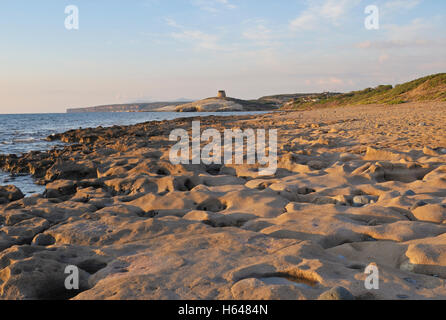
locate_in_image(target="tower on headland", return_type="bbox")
[217,90,227,98]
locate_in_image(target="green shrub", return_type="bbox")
[281,73,446,110]
[387,99,406,105]
[375,85,393,92]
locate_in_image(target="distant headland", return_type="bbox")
[66,101,191,113]
[67,74,446,113]
[66,90,314,113]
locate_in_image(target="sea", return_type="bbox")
[0,111,264,195]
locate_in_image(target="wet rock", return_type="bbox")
[45,160,97,182]
[0,185,24,204]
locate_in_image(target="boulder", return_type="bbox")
[0,185,24,204]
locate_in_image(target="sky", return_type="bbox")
[0,0,445,113]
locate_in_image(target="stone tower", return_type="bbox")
[217,90,227,98]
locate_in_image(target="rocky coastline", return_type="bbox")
[0,102,445,300]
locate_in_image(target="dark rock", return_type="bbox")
[0,185,24,204]
[32,233,56,246]
[45,160,97,182]
[404,190,416,196]
[43,180,77,198]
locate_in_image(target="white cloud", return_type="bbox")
[384,18,433,41]
[241,19,280,48]
[356,17,443,51]
[383,0,422,12]
[217,0,236,9]
[171,29,220,50]
[319,0,360,21]
[191,0,237,12]
[166,18,226,51]
[165,18,182,28]
[290,12,318,31]
[290,0,362,31]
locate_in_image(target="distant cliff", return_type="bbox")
[67,101,191,113]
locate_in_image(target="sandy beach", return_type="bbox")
[0,102,445,300]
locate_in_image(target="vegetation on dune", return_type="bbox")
[283,73,446,110]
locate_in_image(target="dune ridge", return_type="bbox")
[284,73,446,110]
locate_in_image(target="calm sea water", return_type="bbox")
[0,111,265,195]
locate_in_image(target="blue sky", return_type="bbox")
[0,0,445,113]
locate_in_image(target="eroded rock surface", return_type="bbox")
[0,102,445,300]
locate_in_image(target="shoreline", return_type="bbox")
[0,111,272,187]
[0,102,445,300]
